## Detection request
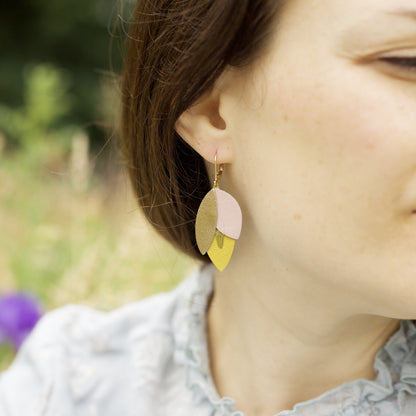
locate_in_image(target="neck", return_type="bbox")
[206,251,400,416]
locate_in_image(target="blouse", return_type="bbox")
[1,262,416,415]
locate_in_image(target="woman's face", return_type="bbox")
[220,0,416,317]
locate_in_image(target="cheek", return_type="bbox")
[233,67,416,312]
[261,71,416,232]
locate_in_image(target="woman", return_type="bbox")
[2,0,416,414]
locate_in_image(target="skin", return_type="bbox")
[175,0,416,414]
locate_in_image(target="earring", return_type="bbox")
[195,152,242,271]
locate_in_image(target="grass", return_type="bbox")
[0,140,198,371]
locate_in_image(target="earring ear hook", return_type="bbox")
[213,152,224,188]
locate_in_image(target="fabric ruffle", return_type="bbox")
[172,261,416,415]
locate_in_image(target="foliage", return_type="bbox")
[0,0,195,374]
[0,0,125,148]
[0,63,75,153]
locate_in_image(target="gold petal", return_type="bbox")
[195,189,217,254]
[207,230,235,271]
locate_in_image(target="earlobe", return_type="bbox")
[174,88,233,165]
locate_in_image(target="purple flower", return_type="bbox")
[0,292,43,350]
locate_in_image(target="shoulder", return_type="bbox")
[32,263,204,344]
[0,264,211,415]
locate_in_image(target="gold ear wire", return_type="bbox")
[213,151,224,188]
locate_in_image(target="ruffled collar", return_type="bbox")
[172,262,416,415]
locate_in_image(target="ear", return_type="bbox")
[174,83,234,165]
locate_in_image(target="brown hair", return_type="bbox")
[120,0,286,262]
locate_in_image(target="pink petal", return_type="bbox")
[214,188,242,239]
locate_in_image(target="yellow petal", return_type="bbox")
[207,230,235,271]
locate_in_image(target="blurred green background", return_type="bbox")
[0,0,197,370]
